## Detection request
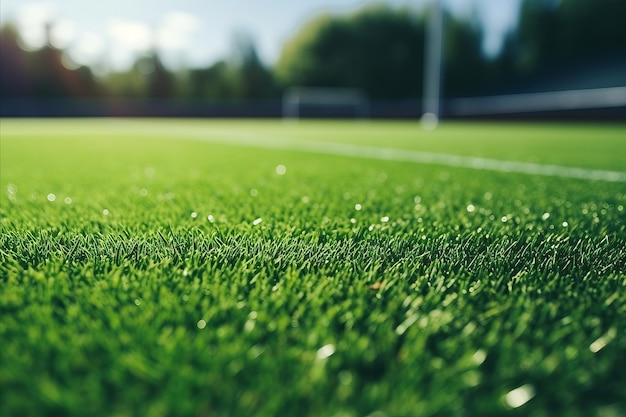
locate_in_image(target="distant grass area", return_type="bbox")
[1,119,625,417]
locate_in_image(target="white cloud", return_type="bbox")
[67,32,106,66]
[15,1,57,49]
[156,11,200,51]
[106,18,153,70]
[50,18,77,49]
[107,18,153,53]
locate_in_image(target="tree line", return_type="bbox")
[1,0,624,102]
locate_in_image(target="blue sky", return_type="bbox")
[0,0,521,71]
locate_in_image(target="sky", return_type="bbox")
[0,0,522,72]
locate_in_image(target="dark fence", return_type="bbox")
[1,97,624,120]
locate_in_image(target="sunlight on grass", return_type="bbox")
[1,119,625,417]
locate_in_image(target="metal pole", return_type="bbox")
[422,0,443,129]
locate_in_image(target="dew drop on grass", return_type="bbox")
[7,184,17,195]
[139,188,148,197]
[504,384,535,408]
[472,349,487,365]
[301,196,309,203]
[102,209,109,216]
[501,216,508,223]
[355,204,362,211]
[47,193,56,202]
[244,320,255,332]
[381,216,389,223]
[316,344,336,360]
[64,197,72,204]
[590,328,616,353]
[542,212,550,220]
[350,218,356,224]
[562,221,569,227]
[197,320,207,330]
[462,322,477,336]
[207,215,215,223]
[253,218,262,226]
[275,164,287,175]
[191,212,198,219]
[250,189,258,197]
[467,204,475,213]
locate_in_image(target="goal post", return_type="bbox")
[282,87,369,120]
[422,0,444,129]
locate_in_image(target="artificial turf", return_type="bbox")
[1,119,625,417]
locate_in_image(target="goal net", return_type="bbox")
[282,87,369,120]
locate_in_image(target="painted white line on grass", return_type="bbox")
[8,121,623,182]
[174,130,626,183]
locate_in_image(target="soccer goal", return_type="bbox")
[282,87,369,120]
[421,0,625,123]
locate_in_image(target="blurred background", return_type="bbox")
[1,0,625,119]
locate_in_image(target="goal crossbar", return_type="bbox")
[283,87,369,119]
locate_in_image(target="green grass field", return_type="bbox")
[1,119,625,417]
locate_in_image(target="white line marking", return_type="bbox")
[5,121,625,182]
[173,129,626,183]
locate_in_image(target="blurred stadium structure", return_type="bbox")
[1,0,624,120]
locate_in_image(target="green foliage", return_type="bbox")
[276,6,427,99]
[3,1,625,102]
[1,119,625,417]
[503,0,626,76]
[443,13,487,97]
[0,23,274,102]
[0,24,100,98]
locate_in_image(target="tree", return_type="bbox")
[0,22,101,99]
[503,0,626,76]
[0,24,33,97]
[187,61,236,100]
[146,52,176,99]
[275,6,427,100]
[229,32,276,99]
[442,11,487,97]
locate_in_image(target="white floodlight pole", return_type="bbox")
[422,0,443,129]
